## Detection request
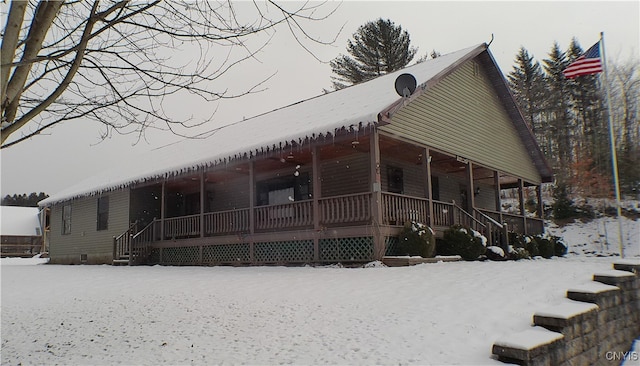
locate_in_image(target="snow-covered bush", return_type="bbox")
[395,221,436,257]
[438,225,486,261]
[535,237,554,258]
[507,246,531,260]
[552,236,568,257]
[508,233,567,259]
[486,246,507,261]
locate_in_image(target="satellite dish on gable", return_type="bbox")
[394,73,417,97]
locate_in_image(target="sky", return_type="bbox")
[1,0,639,197]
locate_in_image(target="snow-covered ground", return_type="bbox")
[1,217,638,365]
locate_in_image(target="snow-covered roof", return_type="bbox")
[0,206,41,237]
[41,44,487,206]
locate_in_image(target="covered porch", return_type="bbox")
[115,129,545,265]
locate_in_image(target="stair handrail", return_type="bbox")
[113,221,138,262]
[115,220,138,241]
[130,220,156,265]
[473,208,504,229]
[451,201,486,229]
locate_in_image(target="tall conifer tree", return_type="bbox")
[543,43,573,184]
[330,18,417,89]
[508,47,546,147]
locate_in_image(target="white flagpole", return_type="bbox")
[599,31,625,258]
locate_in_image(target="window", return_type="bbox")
[431,175,440,201]
[97,196,109,231]
[62,204,71,235]
[257,173,310,206]
[387,166,404,194]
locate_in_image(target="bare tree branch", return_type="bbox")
[1,0,338,149]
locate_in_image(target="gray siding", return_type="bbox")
[208,176,251,211]
[49,189,130,264]
[380,157,426,197]
[381,60,541,184]
[320,153,369,196]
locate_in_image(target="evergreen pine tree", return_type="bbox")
[508,47,546,141]
[330,18,417,89]
[543,42,573,184]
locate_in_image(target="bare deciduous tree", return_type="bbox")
[1,1,339,149]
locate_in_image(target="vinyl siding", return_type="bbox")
[49,189,130,264]
[320,153,370,196]
[380,60,541,184]
[380,157,426,197]
[208,176,251,211]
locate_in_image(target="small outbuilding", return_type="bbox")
[1,206,44,257]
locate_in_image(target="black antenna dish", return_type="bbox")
[395,73,417,97]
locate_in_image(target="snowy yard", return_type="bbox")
[1,217,638,365]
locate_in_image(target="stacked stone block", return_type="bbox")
[492,261,640,365]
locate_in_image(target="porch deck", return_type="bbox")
[114,192,543,266]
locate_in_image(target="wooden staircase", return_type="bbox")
[112,221,155,265]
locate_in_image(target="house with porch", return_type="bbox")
[39,43,553,266]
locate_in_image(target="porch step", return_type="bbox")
[112,258,130,265]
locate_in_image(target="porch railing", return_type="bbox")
[164,214,200,239]
[255,200,313,230]
[381,192,428,225]
[319,192,371,225]
[204,208,250,235]
[113,221,137,262]
[113,220,155,265]
[142,192,539,243]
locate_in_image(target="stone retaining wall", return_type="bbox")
[492,261,640,365]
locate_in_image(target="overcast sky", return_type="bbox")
[1,0,639,197]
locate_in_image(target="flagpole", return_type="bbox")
[599,31,625,258]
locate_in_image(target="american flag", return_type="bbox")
[563,42,603,79]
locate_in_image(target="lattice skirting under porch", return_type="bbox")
[146,236,376,265]
[318,237,374,262]
[384,236,400,256]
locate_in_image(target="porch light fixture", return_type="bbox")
[456,155,469,164]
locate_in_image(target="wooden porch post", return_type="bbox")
[424,148,435,229]
[518,179,527,236]
[370,128,384,260]
[249,160,255,263]
[312,145,321,262]
[494,171,507,248]
[200,169,205,238]
[160,181,166,241]
[466,162,475,212]
[199,169,205,264]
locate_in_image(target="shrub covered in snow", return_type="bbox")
[395,221,436,257]
[507,246,531,260]
[506,232,567,259]
[552,236,568,256]
[535,237,554,258]
[486,246,507,261]
[438,225,486,261]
